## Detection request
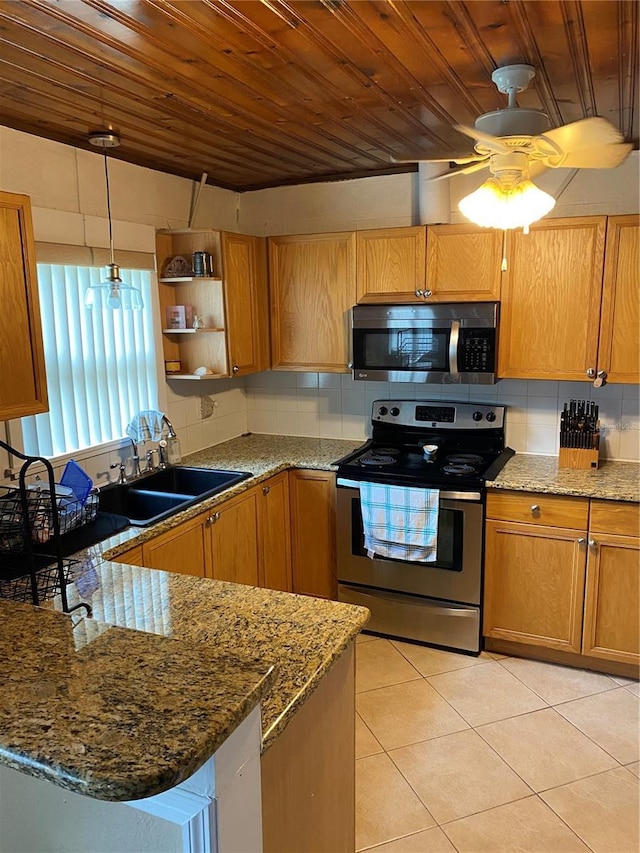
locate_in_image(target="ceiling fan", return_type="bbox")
[399,64,633,229]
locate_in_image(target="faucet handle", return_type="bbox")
[145,449,157,472]
[110,461,127,484]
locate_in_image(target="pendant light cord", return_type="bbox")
[103,148,115,266]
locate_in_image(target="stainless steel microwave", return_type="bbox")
[351,302,499,384]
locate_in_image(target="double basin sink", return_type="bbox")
[98,466,252,527]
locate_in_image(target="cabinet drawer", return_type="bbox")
[590,500,640,537]
[487,490,589,529]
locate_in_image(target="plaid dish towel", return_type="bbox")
[126,410,165,443]
[359,482,439,562]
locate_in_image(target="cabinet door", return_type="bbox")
[259,473,293,592]
[269,233,356,372]
[289,470,336,599]
[113,546,144,567]
[0,191,48,419]
[142,514,209,577]
[356,226,426,303]
[209,489,260,587]
[222,232,270,376]
[597,214,639,384]
[499,217,606,380]
[582,533,640,664]
[484,520,587,653]
[426,224,503,302]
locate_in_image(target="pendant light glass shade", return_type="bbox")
[458,176,556,230]
[85,132,144,310]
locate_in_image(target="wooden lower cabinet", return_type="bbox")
[485,491,640,671]
[261,643,355,853]
[582,500,640,664]
[258,472,293,592]
[289,469,337,599]
[142,514,209,577]
[209,488,261,587]
[484,520,587,653]
[113,545,144,567]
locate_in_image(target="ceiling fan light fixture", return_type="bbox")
[84,131,144,311]
[458,176,555,230]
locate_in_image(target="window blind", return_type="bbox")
[21,264,159,457]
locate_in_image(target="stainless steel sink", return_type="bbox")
[97,467,252,526]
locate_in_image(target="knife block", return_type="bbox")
[558,447,600,470]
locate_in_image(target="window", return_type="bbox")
[21,264,159,457]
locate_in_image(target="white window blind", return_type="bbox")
[22,264,159,457]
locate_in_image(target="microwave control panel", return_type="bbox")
[459,329,495,372]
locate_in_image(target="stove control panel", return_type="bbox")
[372,400,505,430]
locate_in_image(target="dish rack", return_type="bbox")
[0,439,91,615]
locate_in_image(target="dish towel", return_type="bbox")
[126,410,165,443]
[359,482,439,562]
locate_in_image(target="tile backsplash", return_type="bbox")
[245,373,640,462]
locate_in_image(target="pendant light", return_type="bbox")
[84,131,144,310]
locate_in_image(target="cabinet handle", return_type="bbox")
[262,486,270,496]
[415,289,423,298]
[530,504,540,514]
[577,537,587,546]
[207,512,220,525]
[593,369,607,388]
[586,367,596,378]
[423,289,432,299]
[588,538,598,549]
[232,365,239,374]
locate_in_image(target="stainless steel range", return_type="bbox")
[335,400,514,654]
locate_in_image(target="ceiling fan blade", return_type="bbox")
[390,153,483,165]
[454,124,511,154]
[538,117,632,168]
[429,159,491,181]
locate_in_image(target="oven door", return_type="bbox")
[336,482,483,606]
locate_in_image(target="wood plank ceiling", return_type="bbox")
[0,0,637,191]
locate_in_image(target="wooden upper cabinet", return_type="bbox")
[356,226,426,303]
[499,216,606,381]
[0,191,48,419]
[222,231,270,376]
[597,214,639,384]
[426,224,503,302]
[269,232,356,372]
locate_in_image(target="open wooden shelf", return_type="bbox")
[159,276,223,284]
[162,327,225,334]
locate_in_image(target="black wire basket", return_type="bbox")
[0,486,98,552]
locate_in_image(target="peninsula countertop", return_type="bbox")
[1,567,369,801]
[0,597,275,801]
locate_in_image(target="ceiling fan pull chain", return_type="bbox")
[500,230,508,272]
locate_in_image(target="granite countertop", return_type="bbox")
[60,563,368,752]
[0,598,275,801]
[489,454,640,502]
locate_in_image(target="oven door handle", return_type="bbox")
[336,478,481,502]
[449,319,460,381]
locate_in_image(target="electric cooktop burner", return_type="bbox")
[358,453,397,466]
[442,463,477,475]
[446,454,483,466]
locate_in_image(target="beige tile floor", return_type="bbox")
[355,635,640,853]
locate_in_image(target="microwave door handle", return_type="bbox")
[449,320,460,380]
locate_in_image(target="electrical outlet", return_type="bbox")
[200,396,218,419]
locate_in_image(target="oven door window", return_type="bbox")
[353,327,450,372]
[350,497,463,571]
